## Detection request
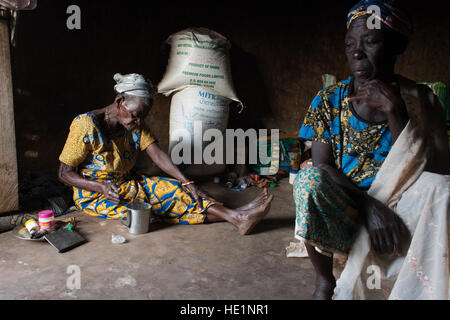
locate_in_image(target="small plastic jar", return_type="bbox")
[38,210,55,231]
[25,219,40,236]
[289,169,299,185]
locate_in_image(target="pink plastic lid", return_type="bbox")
[38,210,54,218]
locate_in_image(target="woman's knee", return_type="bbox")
[293,165,331,199]
[295,165,329,186]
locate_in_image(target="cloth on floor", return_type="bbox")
[286,241,309,258]
[0,213,38,233]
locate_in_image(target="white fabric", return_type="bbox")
[334,170,449,299]
[333,75,450,300]
[113,73,153,98]
[334,121,450,299]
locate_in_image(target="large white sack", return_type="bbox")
[169,86,230,162]
[158,27,241,103]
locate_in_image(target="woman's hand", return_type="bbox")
[58,162,122,204]
[184,183,204,210]
[183,183,223,210]
[97,181,121,204]
[360,197,410,256]
[349,80,404,115]
[349,79,409,142]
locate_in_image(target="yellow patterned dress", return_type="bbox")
[59,113,212,223]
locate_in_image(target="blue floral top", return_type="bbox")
[299,77,392,190]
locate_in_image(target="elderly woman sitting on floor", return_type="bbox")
[294,0,450,300]
[58,73,273,235]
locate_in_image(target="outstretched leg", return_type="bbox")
[205,189,273,235]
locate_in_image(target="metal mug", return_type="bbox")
[120,202,152,234]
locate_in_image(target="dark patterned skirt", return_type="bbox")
[293,166,359,256]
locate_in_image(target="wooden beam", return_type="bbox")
[0,13,19,213]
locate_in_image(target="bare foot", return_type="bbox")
[237,189,269,211]
[237,192,273,235]
[312,276,336,300]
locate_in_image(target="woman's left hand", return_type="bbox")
[349,80,404,115]
[183,183,222,209]
[183,183,204,210]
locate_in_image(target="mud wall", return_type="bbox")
[10,0,449,175]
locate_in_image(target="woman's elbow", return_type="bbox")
[57,168,66,183]
[57,163,72,184]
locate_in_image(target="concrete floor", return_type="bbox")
[0,179,344,300]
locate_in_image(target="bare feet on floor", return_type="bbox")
[236,189,274,235]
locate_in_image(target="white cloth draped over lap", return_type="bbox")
[334,76,450,300]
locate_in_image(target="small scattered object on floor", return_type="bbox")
[24,218,40,238]
[256,179,269,188]
[215,171,285,191]
[11,211,86,252]
[13,225,46,241]
[44,228,87,253]
[289,169,299,185]
[62,217,78,228]
[38,210,55,231]
[25,218,48,239]
[232,177,250,191]
[32,229,48,239]
[286,241,309,258]
[111,234,127,244]
[289,142,301,171]
[248,174,278,189]
[225,172,238,188]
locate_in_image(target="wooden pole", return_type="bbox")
[0,8,19,213]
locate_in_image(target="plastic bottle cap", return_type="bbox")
[38,210,54,218]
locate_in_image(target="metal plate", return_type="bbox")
[12,225,46,241]
[12,221,64,241]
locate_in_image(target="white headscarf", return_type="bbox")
[113,73,154,98]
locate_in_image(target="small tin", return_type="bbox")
[38,210,55,231]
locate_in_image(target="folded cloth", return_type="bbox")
[0,213,38,233]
